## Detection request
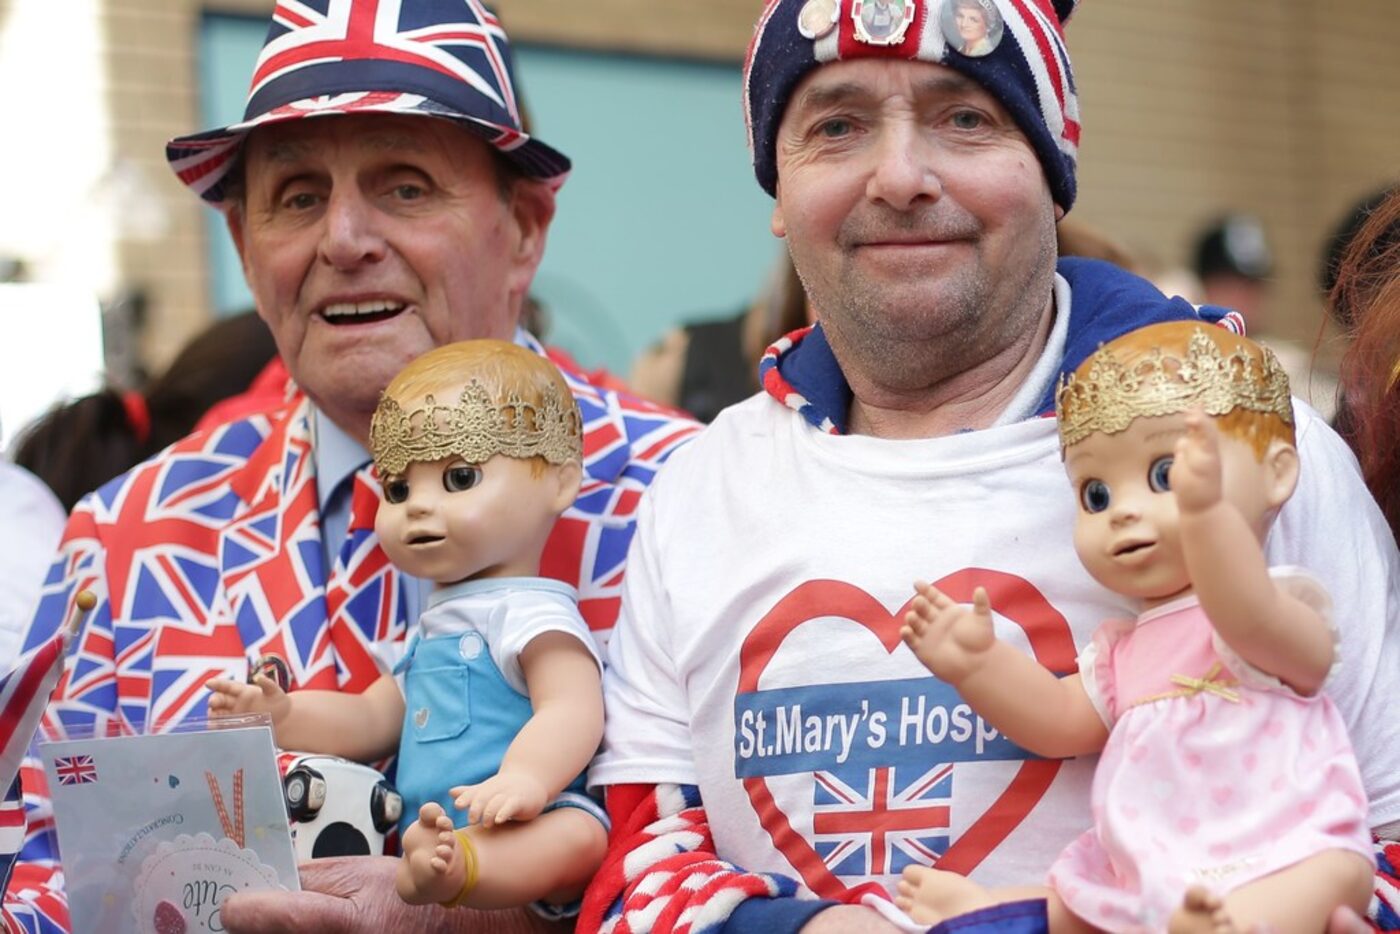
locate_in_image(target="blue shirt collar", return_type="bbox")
[312,407,371,516]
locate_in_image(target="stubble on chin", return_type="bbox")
[816,258,995,391]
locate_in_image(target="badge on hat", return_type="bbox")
[939,0,1004,57]
[797,0,839,40]
[852,0,915,46]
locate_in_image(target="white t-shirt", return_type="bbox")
[593,395,1400,900]
[415,577,600,695]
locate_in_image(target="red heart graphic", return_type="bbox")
[153,899,187,934]
[737,568,1078,899]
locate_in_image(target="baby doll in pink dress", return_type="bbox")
[896,322,1373,933]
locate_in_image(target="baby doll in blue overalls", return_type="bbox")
[209,339,606,914]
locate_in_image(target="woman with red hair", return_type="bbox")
[1335,189,1400,543]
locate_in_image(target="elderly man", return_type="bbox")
[583,1,1400,932]
[1,2,695,932]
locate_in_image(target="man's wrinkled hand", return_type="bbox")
[220,855,568,934]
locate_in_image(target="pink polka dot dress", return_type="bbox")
[1046,570,1372,932]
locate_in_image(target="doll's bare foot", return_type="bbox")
[1168,886,1238,934]
[395,803,468,906]
[894,865,997,925]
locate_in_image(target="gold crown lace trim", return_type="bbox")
[1055,327,1293,448]
[370,379,582,476]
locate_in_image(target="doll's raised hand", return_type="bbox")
[1169,409,1224,515]
[206,673,291,724]
[901,582,996,686]
[451,770,549,827]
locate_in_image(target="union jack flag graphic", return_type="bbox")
[51,757,96,787]
[812,762,953,878]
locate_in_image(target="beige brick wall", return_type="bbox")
[102,0,208,373]
[1068,0,1400,354]
[86,0,1400,373]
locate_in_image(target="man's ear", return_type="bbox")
[1262,439,1300,510]
[508,180,555,286]
[771,189,787,239]
[548,459,583,515]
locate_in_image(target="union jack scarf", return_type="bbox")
[2,351,698,931]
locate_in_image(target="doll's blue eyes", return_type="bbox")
[1080,459,1173,513]
[1148,456,1174,493]
[1080,479,1110,513]
[383,477,409,504]
[444,464,483,493]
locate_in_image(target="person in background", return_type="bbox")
[1192,213,1340,419]
[1336,189,1400,546]
[0,461,65,667]
[629,253,810,423]
[1192,214,1274,330]
[12,310,278,511]
[1319,184,1398,446]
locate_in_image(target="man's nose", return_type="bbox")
[865,124,943,210]
[318,189,387,270]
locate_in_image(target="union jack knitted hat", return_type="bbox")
[744,0,1081,210]
[166,0,569,204]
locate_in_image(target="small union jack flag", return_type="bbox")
[0,624,70,792]
[51,757,96,787]
[812,762,953,878]
[166,0,570,204]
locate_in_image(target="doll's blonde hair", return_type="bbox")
[1059,322,1295,461]
[373,340,581,478]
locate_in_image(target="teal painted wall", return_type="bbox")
[199,17,781,376]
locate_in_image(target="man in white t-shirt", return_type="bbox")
[579,2,1400,933]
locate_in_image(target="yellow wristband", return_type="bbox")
[439,828,480,909]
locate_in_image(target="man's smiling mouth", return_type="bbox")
[320,300,407,325]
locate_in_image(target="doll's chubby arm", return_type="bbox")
[452,631,603,827]
[902,582,1107,759]
[206,672,404,762]
[1172,411,1334,695]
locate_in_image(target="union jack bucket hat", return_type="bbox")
[166,0,568,204]
[745,0,1081,210]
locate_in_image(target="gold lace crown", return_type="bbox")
[1055,327,1293,448]
[370,378,583,476]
